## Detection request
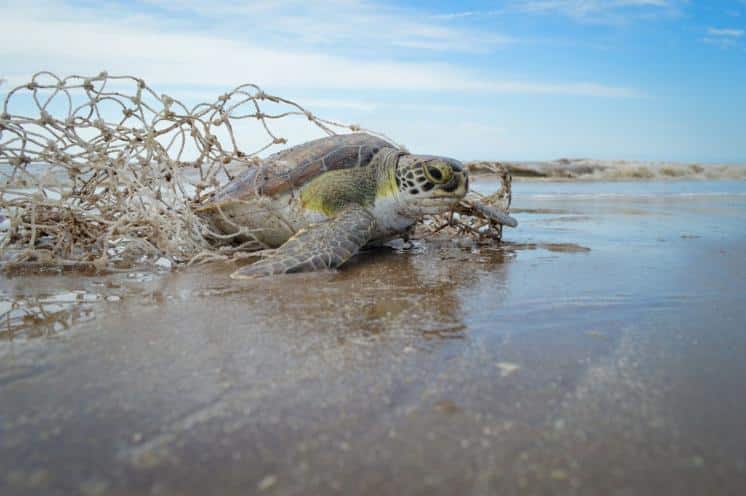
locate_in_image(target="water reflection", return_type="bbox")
[0,236,515,350]
[0,292,98,341]
[164,238,515,351]
[0,241,516,484]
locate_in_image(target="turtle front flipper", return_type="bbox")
[231,205,376,279]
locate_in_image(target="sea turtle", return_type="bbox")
[196,133,516,279]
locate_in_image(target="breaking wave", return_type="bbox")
[467,159,746,181]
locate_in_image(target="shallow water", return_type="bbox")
[2,180,746,495]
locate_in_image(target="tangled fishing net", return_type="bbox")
[0,72,511,274]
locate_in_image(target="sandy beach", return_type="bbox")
[2,178,745,495]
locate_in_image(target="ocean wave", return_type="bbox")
[524,192,746,200]
[466,159,746,181]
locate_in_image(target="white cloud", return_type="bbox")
[0,0,651,162]
[707,28,745,38]
[703,27,745,50]
[511,0,681,23]
[431,10,504,21]
[0,1,639,98]
[138,0,514,54]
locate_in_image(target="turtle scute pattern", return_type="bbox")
[230,205,376,279]
[211,133,394,203]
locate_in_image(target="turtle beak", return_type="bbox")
[442,174,460,193]
[448,158,464,173]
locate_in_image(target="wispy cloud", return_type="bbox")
[0,0,639,98]
[431,10,504,21]
[139,0,514,54]
[703,27,746,50]
[707,28,745,38]
[510,0,681,23]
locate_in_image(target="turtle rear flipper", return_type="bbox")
[231,205,376,279]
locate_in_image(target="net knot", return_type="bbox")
[12,155,31,167]
[213,111,228,126]
[38,111,54,126]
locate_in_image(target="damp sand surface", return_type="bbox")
[2,180,746,495]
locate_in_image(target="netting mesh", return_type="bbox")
[0,72,510,274]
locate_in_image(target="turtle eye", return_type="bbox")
[424,162,452,184]
[426,166,442,181]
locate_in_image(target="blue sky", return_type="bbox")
[1,0,745,162]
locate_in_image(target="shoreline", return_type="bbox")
[466,159,746,181]
[1,180,745,495]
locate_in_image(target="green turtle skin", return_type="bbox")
[196,133,473,278]
[234,205,376,278]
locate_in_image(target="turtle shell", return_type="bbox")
[209,133,395,204]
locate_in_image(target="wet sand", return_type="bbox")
[2,180,746,495]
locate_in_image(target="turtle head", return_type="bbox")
[394,155,468,214]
